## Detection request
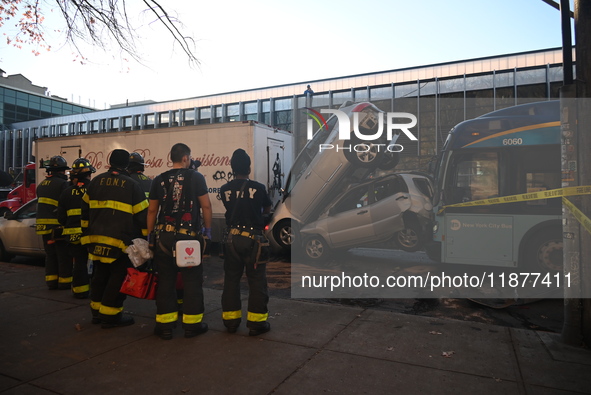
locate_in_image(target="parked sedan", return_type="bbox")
[0,199,45,261]
[299,172,433,260]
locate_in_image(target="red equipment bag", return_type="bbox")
[120,267,158,300]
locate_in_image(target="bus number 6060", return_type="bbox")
[503,138,523,145]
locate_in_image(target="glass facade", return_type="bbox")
[0,87,92,130]
[1,48,573,172]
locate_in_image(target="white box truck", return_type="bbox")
[33,121,293,241]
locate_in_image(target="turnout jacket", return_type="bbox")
[81,169,148,263]
[57,178,90,244]
[129,171,152,199]
[36,173,69,235]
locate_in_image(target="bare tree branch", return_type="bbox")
[0,0,200,65]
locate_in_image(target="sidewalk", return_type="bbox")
[1,261,590,395]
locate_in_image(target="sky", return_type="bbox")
[0,0,576,109]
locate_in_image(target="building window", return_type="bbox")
[244,101,258,121]
[183,108,195,126]
[123,116,133,131]
[227,104,239,122]
[198,107,211,124]
[214,105,222,123]
[332,90,352,107]
[144,114,155,129]
[274,98,292,131]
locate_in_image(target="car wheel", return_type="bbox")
[524,227,563,273]
[0,239,14,262]
[394,222,423,252]
[303,235,330,260]
[343,139,384,168]
[273,219,294,251]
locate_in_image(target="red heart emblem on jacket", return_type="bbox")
[186,247,194,255]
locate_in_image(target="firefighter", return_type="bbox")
[220,149,272,336]
[128,152,151,198]
[57,158,95,299]
[147,143,212,340]
[36,155,71,290]
[81,149,148,328]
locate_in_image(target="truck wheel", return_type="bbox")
[0,239,14,262]
[394,222,423,252]
[0,207,11,219]
[524,227,563,273]
[303,235,330,261]
[273,219,294,251]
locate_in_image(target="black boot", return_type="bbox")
[101,315,135,329]
[248,321,270,336]
[185,323,208,338]
[154,327,174,340]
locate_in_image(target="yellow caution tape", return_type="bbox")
[438,185,591,214]
[562,197,591,235]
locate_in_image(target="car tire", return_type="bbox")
[273,219,294,251]
[303,235,330,261]
[0,239,14,262]
[524,227,563,273]
[343,137,384,168]
[394,221,424,252]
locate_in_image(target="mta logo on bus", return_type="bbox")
[305,107,418,153]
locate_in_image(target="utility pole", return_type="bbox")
[573,0,591,347]
[560,0,591,346]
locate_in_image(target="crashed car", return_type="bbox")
[299,172,433,260]
[266,101,400,252]
[0,199,45,261]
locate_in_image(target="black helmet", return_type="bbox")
[71,158,96,175]
[128,152,145,171]
[129,152,145,165]
[46,156,70,172]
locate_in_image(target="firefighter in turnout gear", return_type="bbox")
[81,149,149,328]
[147,143,212,340]
[128,152,152,198]
[36,155,71,290]
[57,158,95,299]
[220,149,273,336]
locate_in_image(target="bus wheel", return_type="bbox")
[525,228,563,273]
[303,235,330,261]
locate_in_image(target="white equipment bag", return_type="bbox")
[175,239,201,267]
[126,238,154,268]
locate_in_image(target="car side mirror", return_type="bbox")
[4,211,15,220]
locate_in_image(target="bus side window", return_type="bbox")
[451,152,499,203]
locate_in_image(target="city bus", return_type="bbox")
[426,100,562,273]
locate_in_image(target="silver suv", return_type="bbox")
[299,172,433,260]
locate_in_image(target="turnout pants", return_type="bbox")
[90,255,130,323]
[42,234,72,290]
[154,246,205,331]
[67,243,90,297]
[222,234,269,331]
